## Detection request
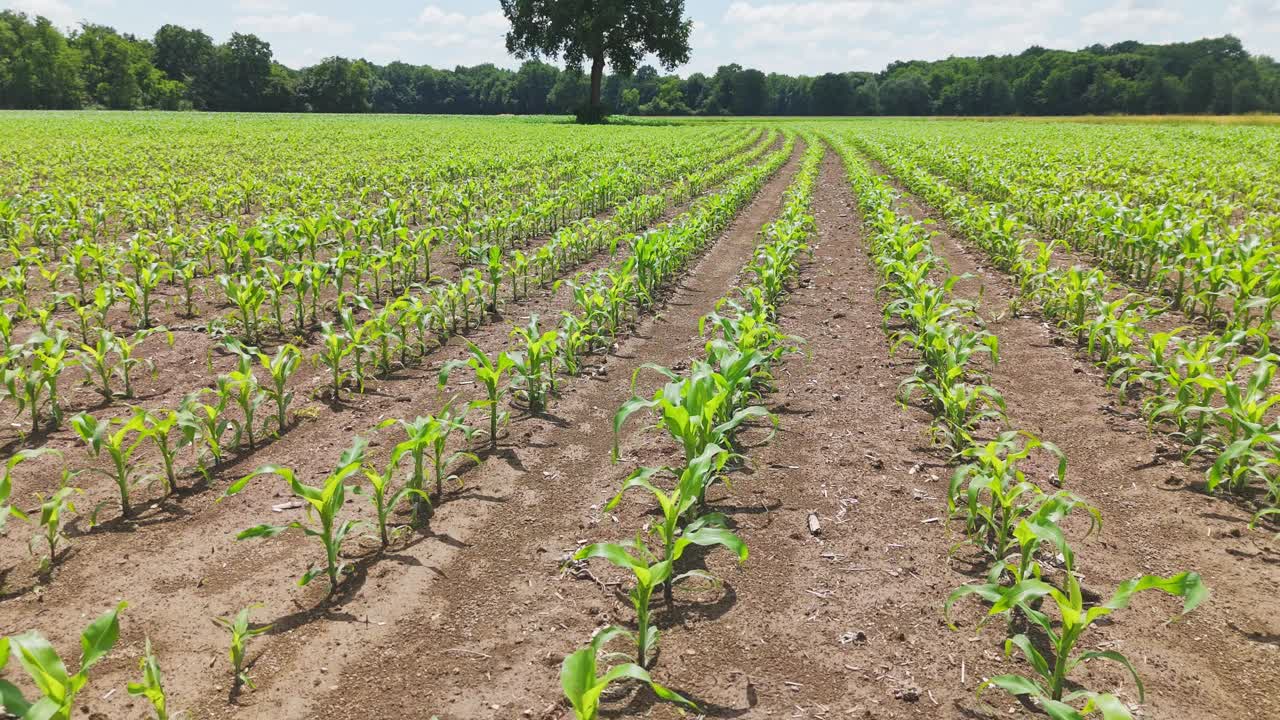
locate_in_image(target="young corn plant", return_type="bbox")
[948,431,1068,578]
[439,341,514,452]
[1203,356,1280,501]
[899,366,1006,455]
[70,411,147,519]
[250,343,301,435]
[5,331,72,434]
[574,524,747,668]
[560,626,694,720]
[212,605,272,690]
[222,439,368,595]
[222,344,268,451]
[0,602,126,720]
[361,452,430,547]
[78,328,173,400]
[219,274,267,344]
[509,315,559,413]
[613,364,775,464]
[178,389,237,472]
[947,571,1208,720]
[29,472,81,575]
[316,321,355,401]
[606,443,734,605]
[127,638,169,720]
[557,312,595,377]
[136,409,190,496]
[377,403,477,512]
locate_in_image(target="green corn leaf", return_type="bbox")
[80,601,126,670]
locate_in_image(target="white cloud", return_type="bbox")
[235,12,353,36]
[970,0,1066,20]
[1226,0,1280,22]
[1080,0,1183,33]
[416,4,506,33]
[235,0,289,11]
[363,4,508,66]
[6,0,78,28]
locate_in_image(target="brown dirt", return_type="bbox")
[865,153,1280,719]
[0,140,801,719]
[3,137,1276,720]
[0,132,780,509]
[302,139,809,720]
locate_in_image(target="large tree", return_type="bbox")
[499,0,692,122]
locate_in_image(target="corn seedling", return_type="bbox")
[222,342,268,450]
[70,410,147,518]
[126,638,168,720]
[613,364,776,464]
[361,453,430,547]
[574,516,747,667]
[245,344,301,434]
[560,626,694,720]
[378,403,477,515]
[509,315,559,413]
[0,602,126,720]
[28,472,81,575]
[948,431,1067,577]
[5,330,71,434]
[136,409,191,495]
[1,448,57,533]
[439,341,514,452]
[947,571,1207,720]
[316,322,355,400]
[557,312,594,376]
[222,439,367,594]
[178,389,237,472]
[219,274,267,343]
[212,605,271,690]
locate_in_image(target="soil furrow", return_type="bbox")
[304,140,808,720]
[866,153,1280,719]
[0,139,801,720]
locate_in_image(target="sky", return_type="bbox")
[6,0,1279,75]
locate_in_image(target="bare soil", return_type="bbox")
[1,141,1275,720]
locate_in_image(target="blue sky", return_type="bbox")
[6,0,1279,75]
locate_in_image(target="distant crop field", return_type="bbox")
[0,113,1277,720]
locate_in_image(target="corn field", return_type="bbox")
[0,113,1277,719]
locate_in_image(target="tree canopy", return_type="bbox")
[499,0,692,121]
[1,11,1277,119]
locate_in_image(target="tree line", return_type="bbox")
[3,12,1278,116]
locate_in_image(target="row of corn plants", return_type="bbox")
[0,132,782,559]
[852,133,1280,522]
[1,136,787,581]
[0,128,764,458]
[830,133,1209,720]
[0,133,801,718]
[2,123,754,295]
[557,139,821,719]
[866,125,1280,342]
[870,121,1280,338]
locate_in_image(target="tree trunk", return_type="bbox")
[584,52,605,123]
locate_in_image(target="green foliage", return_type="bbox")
[212,605,271,690]
[1,449,56,533]
[28,472,81,575]
[70,410,146,518]
[0,602,126,720]
[126,638,169,720]
[949,571,1207,718]
[221,439,367,594]
[439,341,514,452]
[559,627,694,720]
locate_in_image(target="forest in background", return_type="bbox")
[3,11,1279,116]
